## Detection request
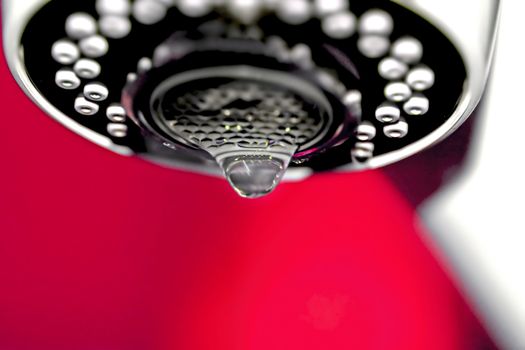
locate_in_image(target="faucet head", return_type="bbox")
[5,0,473,197]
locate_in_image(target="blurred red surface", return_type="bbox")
[0,29,494,350]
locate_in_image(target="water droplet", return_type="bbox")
[137,57,153,73]
[227,0,264,24]
[384,82,412,102]
[356,121,376,141]
[358,35,390,58]
[74,59,101,79]
[99,15,132,39]
[107,123,128,138]
[343,90,362,107]
[406,66,435,91]
[84,82,109,101]
[206,137,297,198]
[276,0,312,25]
[218,154,289,198]
[178,0,213,18]
[352,142,374,162]
[133,0,167,24]
[56,69,81,90]
[358,9,394,36]
[375,103,400,123]
[79,35,109,58]
[322,12,357,39]
[106,104,127,122]
[404,95,429,115]
[391,36,423,64]
[66,13,97,40]
[384,119,409,138]
[314,0,348,17]
[75,96,99,116]
[378,57,408,80]
[52,40,80,65]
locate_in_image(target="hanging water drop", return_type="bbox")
[219,152,294,198]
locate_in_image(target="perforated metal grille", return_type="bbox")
[157,80,326,152]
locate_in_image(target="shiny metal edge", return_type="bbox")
[342,0,501,172]
[2,0,133,156]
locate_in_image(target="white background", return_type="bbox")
[423,2,525,349]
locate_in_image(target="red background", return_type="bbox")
[0,32,495,349]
